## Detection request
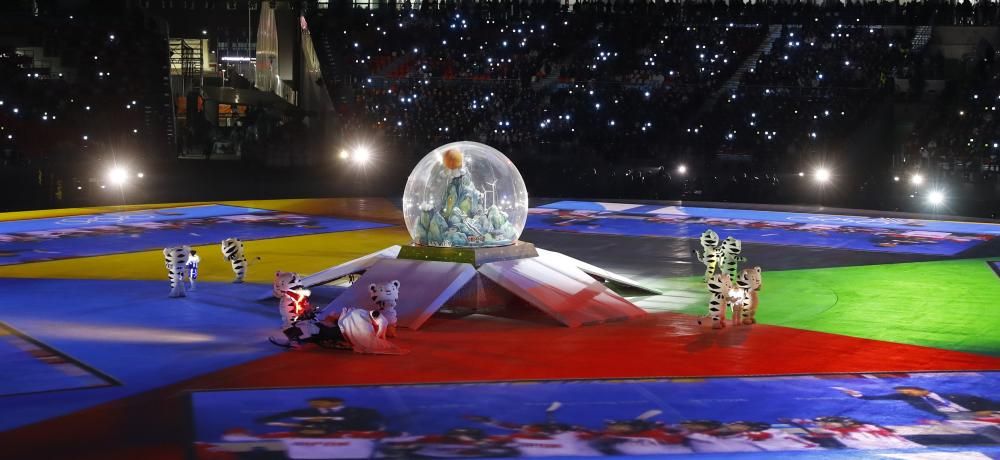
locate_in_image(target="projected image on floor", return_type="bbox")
[0,322,117,397]
[0,204,391,265]
[191,372,1000,459]
[527,202,999,256]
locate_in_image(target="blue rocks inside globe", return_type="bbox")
[403,142,528,248]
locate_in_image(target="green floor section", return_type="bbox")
[647,259,1000,356]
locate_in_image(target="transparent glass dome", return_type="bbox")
[402,141,528,248]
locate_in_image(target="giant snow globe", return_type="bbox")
[403,141,528,248]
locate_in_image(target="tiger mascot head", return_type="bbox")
[369,280,400,310]
[736,266,762,292]
[722,236,742,256]
[163,245,191,268]
[273,271,304,298]
[706,271,734,294]
[221,237,245,261]
[699,229,720,250]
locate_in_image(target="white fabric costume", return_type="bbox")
[163,245,191,298]
[337,307,407,355]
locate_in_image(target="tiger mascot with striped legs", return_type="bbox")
[163,245,192,298]
[719,236,747,281]
[733,266,762,325]
[698,272,734,329]
[692,229,722,282]
[221,237,247,283]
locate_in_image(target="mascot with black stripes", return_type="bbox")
[163,245,192,297]
[692,229,722,282]
[221,237,247,283]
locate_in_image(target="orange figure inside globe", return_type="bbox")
[442,148,464,170]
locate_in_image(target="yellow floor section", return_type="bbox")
[0,198,409,282]
[0,227,411,282]
[0,197,403,224]
[225,198,403,223]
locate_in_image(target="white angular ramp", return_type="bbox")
[535,248,661,295]
[478,256,646,327]
[319,258,476,330]
[300,245,401,288]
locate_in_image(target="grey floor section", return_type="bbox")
[519,229,980,279]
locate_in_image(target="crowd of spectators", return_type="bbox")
[692,23,904,168]
[1,0,998,214]
[325,3,918,202]
[0,12,168,162]
[0,11,170,208]
[743,24,907,88]
[903,73,1000,184]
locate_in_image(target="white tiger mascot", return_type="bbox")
[163,245,192,298]
[719,236,747,281]
[369,280,400,337]
[692,229,722,282]
[221,237,247,283]
[273,271,304,328]
[273,271,314,334]
[698,272,734,329]
[733,266,763,325]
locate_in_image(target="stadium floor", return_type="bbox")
[0,198,998,459]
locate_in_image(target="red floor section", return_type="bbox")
[5,311,1000,459]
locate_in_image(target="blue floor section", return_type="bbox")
[0,204,391,265]
[539,201,1000,235]
[0,278,286,432]
[0,204,265,234]
[192,372,1000,459]
[0,322,114,396]
[529,202,999,255]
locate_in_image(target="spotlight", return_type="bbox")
[814,168,831,183]
[893,176,900,182]
[677,164,687,175]
[911,174,924,185]
[108,167,128,186]
[338,149,349,160]
[928,190,944,206]
[136,172,145,179]
[798,171,805,177]
[352,146,371,164]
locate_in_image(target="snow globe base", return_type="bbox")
[397,241,538,267]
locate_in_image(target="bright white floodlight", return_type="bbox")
[108,167,128,186]
[814,168,831,183]
[928,190,944,206]
[352,146,371,164]
[911,174,924,185]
